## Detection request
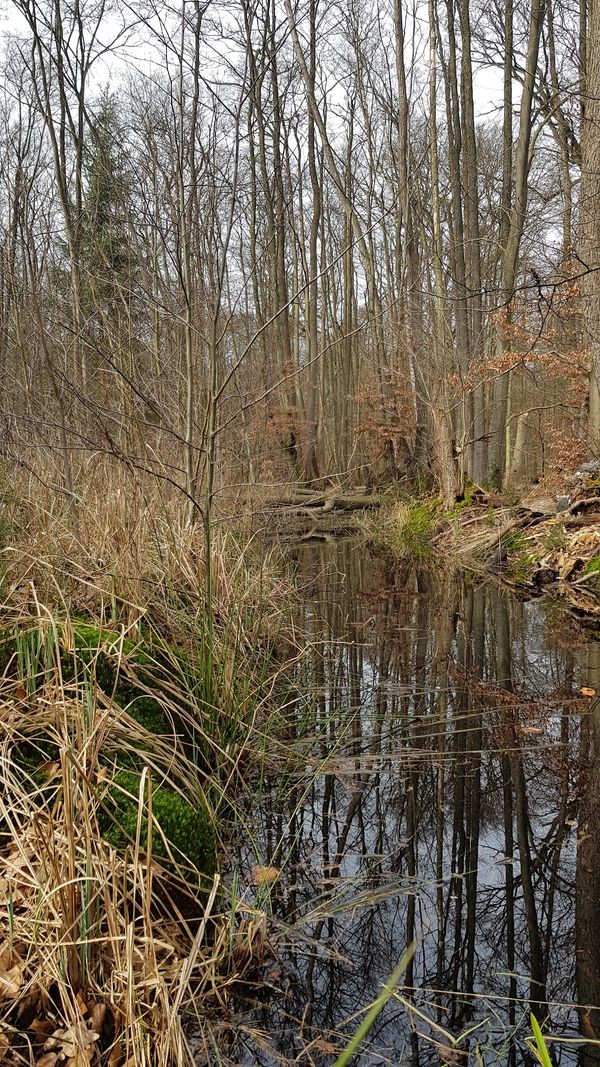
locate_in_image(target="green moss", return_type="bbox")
[69,623,152,666]
[100,770,216,883]
[3,621,173,776]
[63,626,178,754]
[68,650,169,734]
[508,552,539,582]
[541,523,567,551]
[367,498,438,559]
[4,623,218,886]
[3,622,170,735]
[584,555,600,576]
[445,488,475,519]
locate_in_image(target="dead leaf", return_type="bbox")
[250,865,280,887]
[431,1042,468,1064]
[65,1050,94,1067]
[107,1041,122,1067]
[580,686,597,698]
[579,1006,598,1040]
[309,1038,338,1055]
[89,1003,106,1034]
[15,685,27,701]
[75,992,87,1016]
[39,761,61,781]
[36,1056,59,1067]
[0,851,35,904]
[0,1029,10,1061]
[0,963,22,999]
[44,1022,100,1059]
[30,1019,52,1037]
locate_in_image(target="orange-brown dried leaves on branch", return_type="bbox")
[545,426,588,482]
[353,370,419,472]
[480,268,588,481]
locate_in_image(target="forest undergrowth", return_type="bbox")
[0,463,302,1067]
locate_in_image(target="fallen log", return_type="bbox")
[563,495,600,517]
[264,489,380,511]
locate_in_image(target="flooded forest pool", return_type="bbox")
[225,539,600,1065]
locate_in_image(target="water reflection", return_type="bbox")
[229,540,600,1065]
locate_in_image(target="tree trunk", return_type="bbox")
[582,0,600,450]
[489,0,545,484]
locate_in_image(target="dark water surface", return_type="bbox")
[225,540,600,1065]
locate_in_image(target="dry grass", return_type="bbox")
[0,665,225,1066]
[0,460,289,634]
[0,464,298,1066]
[435,505,517,561]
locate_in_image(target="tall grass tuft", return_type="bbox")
[0,628,223,1065]
[363,498,438,559]
[0,467,298,1066]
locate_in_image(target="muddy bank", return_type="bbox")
[255,470,600,624]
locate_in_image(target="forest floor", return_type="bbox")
[427,470,600,625]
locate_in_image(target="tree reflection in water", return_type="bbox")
[227,540,600,1065]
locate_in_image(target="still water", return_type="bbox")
[226,539,600,1065]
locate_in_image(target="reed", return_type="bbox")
[0,467,297,1066]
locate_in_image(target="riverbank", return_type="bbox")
[0,471,298,1067]
[253,470,600,623]
[362,469,600,624]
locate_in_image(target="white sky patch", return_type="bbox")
[473,64,504,120]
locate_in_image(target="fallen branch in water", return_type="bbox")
[260,487,381,514]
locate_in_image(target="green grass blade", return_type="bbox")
[529,1013,553,1067]
[333,945,415,1067]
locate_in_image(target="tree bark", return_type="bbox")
[582,0,600,450]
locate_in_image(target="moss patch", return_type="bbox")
[100,770,216,883]
[3,621,176,779]
[1,622,171,736]
[584,555,600,576]
[63,623,170,735]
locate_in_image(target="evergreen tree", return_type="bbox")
[80,92,132,325]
